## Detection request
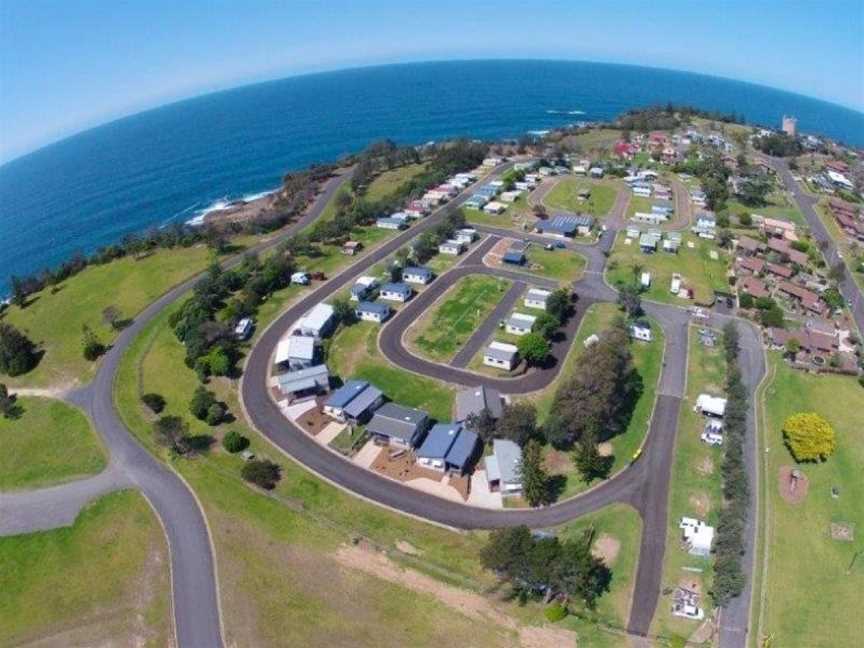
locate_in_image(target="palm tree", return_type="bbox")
[631,263,644,286]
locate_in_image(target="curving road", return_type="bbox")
[0,170,354,648]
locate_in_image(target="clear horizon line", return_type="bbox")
[2,55,863,167]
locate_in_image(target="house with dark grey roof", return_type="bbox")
[323,379,384,423]
[366,403,430,448]
[455,385,504,422]
[415,422,480,474]
[403,266,433,285]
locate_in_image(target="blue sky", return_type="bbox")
[1,0,862,163]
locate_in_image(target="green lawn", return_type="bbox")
[365,163,428,203]
[724,194,805,227]
[526,303,664,500]
[0,490,172,647]
[1,245,217,388]
[814,199,864,293]
[408,275,512,363]
[606,233,729,305]
[464,205,533,232]
[0,397,107,490]
[328,321,455,421]
[755,355,864,648]
[544,177,618,217]
[651,326,726,643]
[563,128,621,153]
[626,195,653,219]
[525,247,587,284]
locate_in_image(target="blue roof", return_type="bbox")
[503,251,525,264]
[404,266,432,278]
[343,383,383,418]
[540,214,594,235]
[381,282,411,295]
[445,427,479,469]
[356,301,390,315]
[416,423,461,459]
[326,379,370,409]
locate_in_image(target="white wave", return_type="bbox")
[184,187,278,226]
[546,109,586,115]
[527,130,550,136]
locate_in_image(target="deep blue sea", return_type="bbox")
[1,60,863,292]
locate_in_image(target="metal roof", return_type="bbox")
[492,439,522,485]
[355,301,390,315]
[416,422,461,459]
[403,266,432,279]
[366,403,428,442]
[445,427,479,470]
[455,385,504,422]
[276,364,329,394]
[300,303,334,333]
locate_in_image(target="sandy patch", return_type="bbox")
[696,456,714,476]
[689,492,711,517]
[598,442,614,457]
[592,533,620,565]
[778,465,809,505]
[543,448,574,475]
[334,544,577,647]
[396,540,421,556]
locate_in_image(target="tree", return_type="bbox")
[738,212,753,227]
[465,407,497,443]
[206,402,227,426]
[0,323,39,377]
[332,297,357,326]
[242,459,281,489]
[532,312,560,340]
[782,412,836,462]
[153,415,189,451]
[81,325,106,361]
[617,283,642,317]
[784,338,801,358]
[141,393,166,414]
[517,333,550,366]
[496,402,537,446]
[573,426,612,483]
[0,383,22,419]
[520,439,550,506]
[552,531,611,609]
[759,306,784,328]
[189,386,217,420]
[630,262,644,286]
[222,430,249,453]
[545,289,572,322]
[738,292,754,309]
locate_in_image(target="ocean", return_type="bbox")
[1,60,862,292]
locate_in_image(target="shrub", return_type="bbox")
[205,402,227,426]
[544,602,568,623]
[242,459,281,489]
[738,292,754,309]
[189,386,217,420]
[222,430,250,453]
[0,323,39,376]
[141,393,166,414]
[783,412,836,462]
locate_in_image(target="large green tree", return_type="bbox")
[0,323,38,377]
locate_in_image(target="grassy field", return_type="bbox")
[525,246,587,284]
[0,490,172,647]
[464,204,534,232]
[626,195,653,218]
[328,321,455,421]
[544,177,618,217]
[553,504,642,640]
[814,199,864,293]
[606,233,729,305]
[524,303,664,500]
[408,275,512,363]
[0,396,107,490]
[723,193,805,226]
[562,128,621,153]
[1,245,217,388]
[651,326,726,643]
[755,355,864,648]
[365,163,427,202]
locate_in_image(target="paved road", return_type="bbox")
[0,171,353,648]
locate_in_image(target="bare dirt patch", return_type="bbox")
[689,492,711,517]
[598,442,613,457]
[592,533,621,565]
[371,448,443,483]
[335,544,577,647]
[830,522,854,542]
[543,448,574,475]
[696,456,714,476]
[396,540,422,556]
[778,465,810,505]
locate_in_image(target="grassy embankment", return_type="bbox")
[606,233,729,305]
[813,198,864,293]
[364,163,428,202]
[521,303,664,500]
[651,326,726,643]
[406,275,512,364]
[543,177,618,217]
[0,490,172,647]
[723,193,805,227]
[0,397,107,490]
[753,355,863,648]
